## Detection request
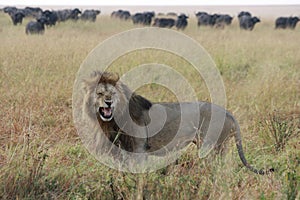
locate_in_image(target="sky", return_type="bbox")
[0,0,299,6]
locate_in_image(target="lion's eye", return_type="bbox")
[97,92,104,96]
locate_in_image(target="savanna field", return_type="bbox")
[0,10,299,199]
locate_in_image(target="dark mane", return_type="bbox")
[89,71,120,86]
[98,71,119,86]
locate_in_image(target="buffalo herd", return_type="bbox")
[1,6,299,35]
[1,6,101,34]
[111,9,299,31]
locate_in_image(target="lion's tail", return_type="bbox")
[233,117,273,175]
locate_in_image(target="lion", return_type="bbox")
[81,70,272,175]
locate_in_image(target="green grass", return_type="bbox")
[0,13,299,199]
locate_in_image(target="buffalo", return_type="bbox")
[42,10,58,26]
[275,17,300,29]
[132,12,155,25]
[3,7,20,24]
[215,14,233,28]
[239,15,260,30]
[69,8,81,21]
[26,17,48,35]
[111,10,131,20]
[195,12,226,27]
[153,18,175,28]
[8,11,25,25]
[81,10,100,22]
[175,14,188,30]
[195,12,216,27]
[55,8,81,22]
[132,13,144,24]
[195,12,233,28]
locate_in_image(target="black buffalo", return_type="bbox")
[195,12,219,27]
[275,17,300,29]
[69,8,81,21]
[215,14,233,28]
[9,11,25,25]
[111,10,131,20]
[42,10,58,26]
[81,10,100,22]
[4,7,25,25]
[196,12,233,28]
[26,17,48,34]
[132,12,155,25]
[175,14,188,30]
[55,8,81,22]
[153,18,175,28]
[195,12,213,26]
[239,15,260,30]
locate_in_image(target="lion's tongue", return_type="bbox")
[102,108,112,117]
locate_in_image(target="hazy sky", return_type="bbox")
[0,0,299,6]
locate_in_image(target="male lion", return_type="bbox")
[81,71,272,175]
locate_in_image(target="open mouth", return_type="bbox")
[98,106,114,121]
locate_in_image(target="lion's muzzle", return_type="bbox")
[98,99,114,121]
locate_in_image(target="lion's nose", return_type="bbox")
[105,99,112,107]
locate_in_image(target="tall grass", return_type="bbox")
[0,13,299,199]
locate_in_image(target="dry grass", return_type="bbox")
[0,13,299,199]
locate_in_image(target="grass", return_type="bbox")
[0,13,299,199]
